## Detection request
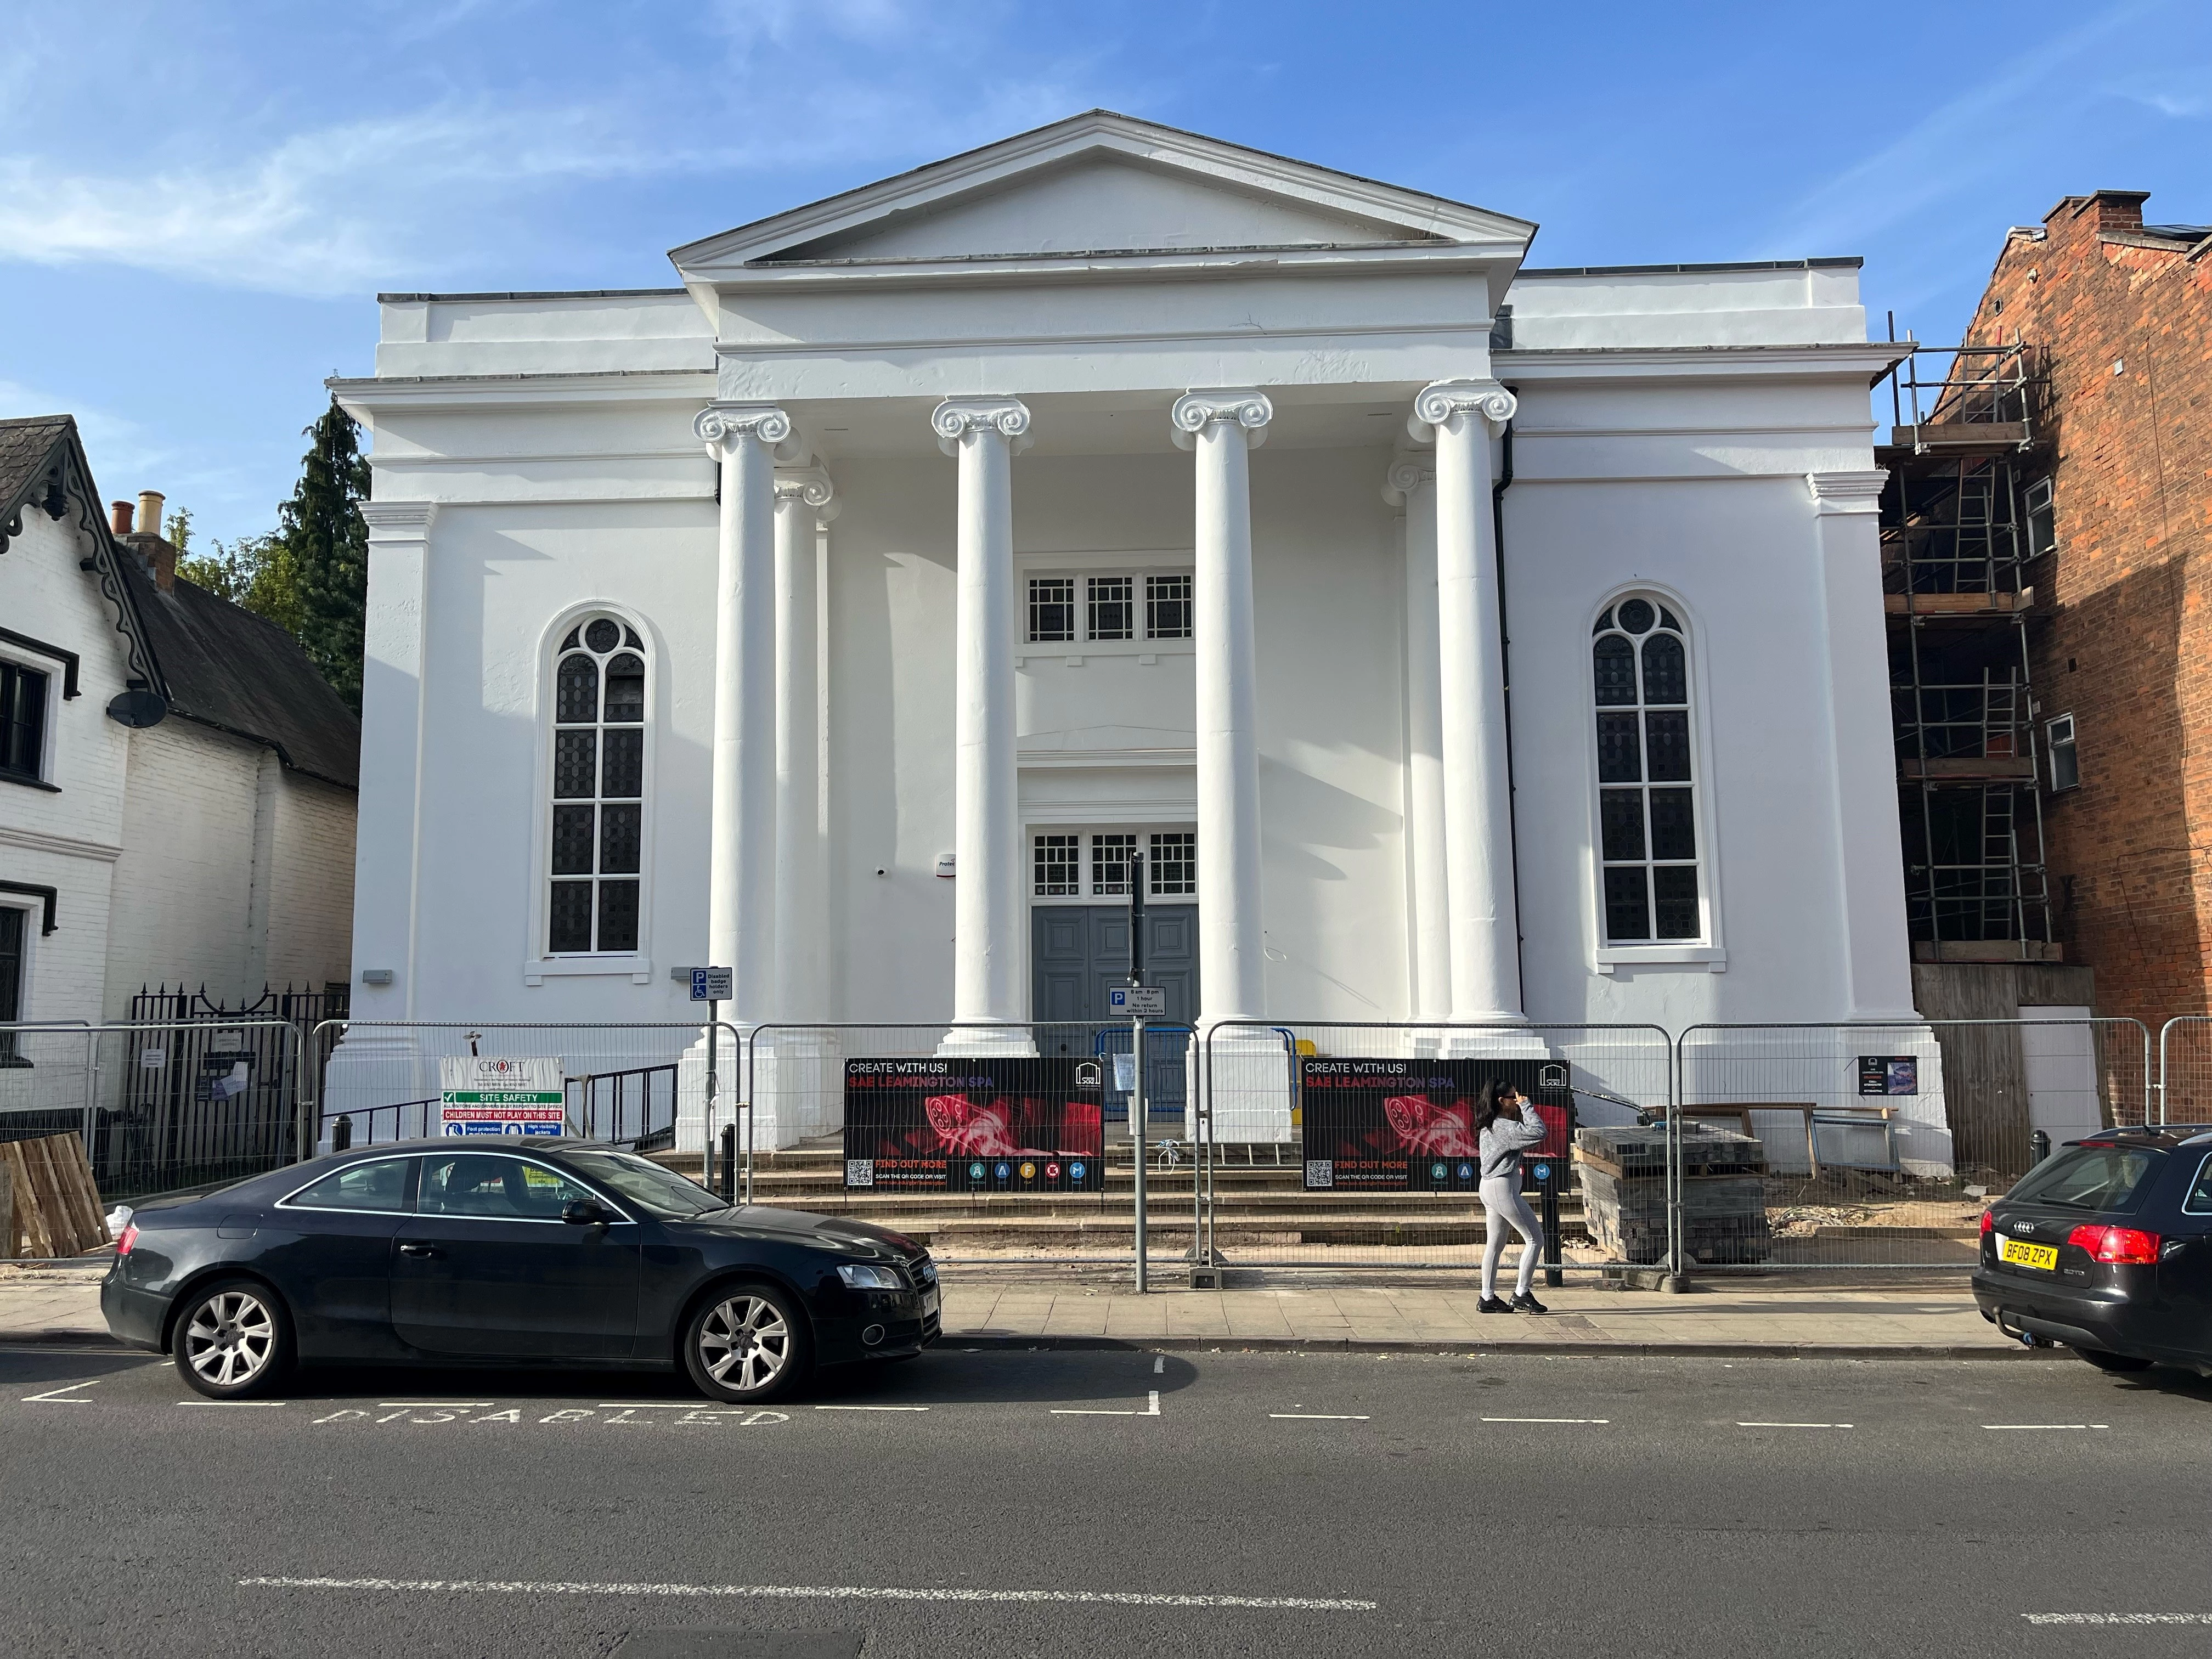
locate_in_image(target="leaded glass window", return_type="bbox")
[548,615,648,954]
[1593,596,1703,943]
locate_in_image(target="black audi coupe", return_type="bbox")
[102,1138,939,1402]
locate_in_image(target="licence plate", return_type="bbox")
[1999,1235,2059,1271]
[924,1286,940,1317]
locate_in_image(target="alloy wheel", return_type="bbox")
[697,1294,792,1393]
[183,1290,276,1389]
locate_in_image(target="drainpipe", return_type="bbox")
[1492,403,1523,999]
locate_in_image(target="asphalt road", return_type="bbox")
[6,1338,2212,1658]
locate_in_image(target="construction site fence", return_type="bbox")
[1,1012,2196,1277]
[1671,1017,2152,1271]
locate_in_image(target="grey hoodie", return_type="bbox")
[1478,1110,1545,1182]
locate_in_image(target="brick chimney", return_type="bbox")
[2052,190,2152,232]
[120,488,177,591]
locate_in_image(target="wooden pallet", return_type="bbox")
[1,1134,107,1258]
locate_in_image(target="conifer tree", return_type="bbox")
[279,396,372,710]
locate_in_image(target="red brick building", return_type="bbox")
[1964,193,2212,1024]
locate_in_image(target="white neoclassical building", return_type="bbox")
[332,112,1938,1155]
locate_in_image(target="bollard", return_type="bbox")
[2030,1128,2051,1166]
[332,1114,352,1153]
[719,1124,737,1203]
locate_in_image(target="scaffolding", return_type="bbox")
[1877,338,2057,962]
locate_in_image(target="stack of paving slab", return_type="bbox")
[1574,1124,1772,1266]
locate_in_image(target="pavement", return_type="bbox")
[0,1260,2025,1357]
[5,1341,2211,1658]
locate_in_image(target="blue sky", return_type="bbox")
[3,0,2207,548]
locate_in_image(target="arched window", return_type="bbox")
[1592,595,1703,943]
[548,614,648,955]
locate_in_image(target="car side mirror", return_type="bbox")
[561,1199,612,1227]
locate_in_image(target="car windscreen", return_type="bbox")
[2005,1143,2166,1214]
[561,1149,729,1218]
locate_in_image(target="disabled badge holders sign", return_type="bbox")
[843,1058,1105,1193]
[438,1056,567,1136]
[1299,1058,1571,1192]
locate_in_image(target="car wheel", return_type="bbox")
[683,1283,811,1404]
[2071,1345,2154,1373]
[172,1278,292,1400]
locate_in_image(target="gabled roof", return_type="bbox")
[0,412,359,789]
[671,109,1536,277]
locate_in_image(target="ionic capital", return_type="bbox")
[932,397,1032,458]
[1171,389,1273,451]
[1408,379,1517,443]
[695,403,794,458]
[774,464,838,522]
[1381,454,1436,508]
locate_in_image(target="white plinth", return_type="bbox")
[1186,1029,1297,1145]
[936,1025,1038,1057]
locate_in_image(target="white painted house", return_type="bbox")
[0,416,359,1043]
[332,113,1947,1165]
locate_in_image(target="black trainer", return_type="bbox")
[1511,1291,1549,1314]
[1477,1295,1511,1314]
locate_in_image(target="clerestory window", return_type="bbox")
[1593,596,1705,943]
[548,615,649,955]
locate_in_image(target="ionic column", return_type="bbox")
[1385,456,1451,1022]
[932,398,1032,1043]
[1410,379,1524,1024]
[1172,390,1273,1025]
[773,463,836,1022]
[694,403,790,1025]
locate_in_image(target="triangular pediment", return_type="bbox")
[672,111,1534,276]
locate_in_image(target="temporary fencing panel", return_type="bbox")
[0,1020,305,1204]
[1673,1018,2152,1269]
[2158,1018,2212,1125]
[308,1022,738,1166]
[746,1022,1149,1265]
[1192,1022,1677,1274]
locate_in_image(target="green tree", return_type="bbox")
[177,531,305,634]
[278,397,373,711]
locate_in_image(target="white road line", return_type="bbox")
[1482,1417,1608,1425]
[2024,1615,2212,1626]
[1053,1391,1161,1418]
[1271,1413,1370,1420]
[1983,1423,2109,1430]
[21,1380,99,1403]
[1153,1356,1165,1374]
[382,1402,493,1409]
[177,1400,286,1407]
[236,1577,1374,1611]
[814,1404,930,1412]
[1737,1421,1852,1429]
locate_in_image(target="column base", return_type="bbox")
[677,1026,843,1155]
[1434,1023,1553,1060]
[936,1024,1038,1058]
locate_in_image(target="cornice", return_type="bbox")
[1491,342,1906,383]
[360,500,439,538]
[329,370,716,415]
[1808,469,1890,514]
[0,823,123,863]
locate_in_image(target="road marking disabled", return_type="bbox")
[235,1576,1375,1611]
[1053,1390,1161,1418]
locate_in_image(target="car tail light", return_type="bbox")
[115,1223,138,1257]
[2066,1223,2160,1264]
[1980,1210,1994,1236]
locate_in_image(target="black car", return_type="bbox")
[1973,1125,2212,1374]
[102,1137,939,1403]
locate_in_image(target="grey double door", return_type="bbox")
[1030,904,1198,1025]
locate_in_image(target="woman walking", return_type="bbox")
[1476,1080,1548,1314]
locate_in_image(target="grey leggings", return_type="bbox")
[1480,1176,1543,1299]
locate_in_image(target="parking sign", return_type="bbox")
[690,967,733,1001]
